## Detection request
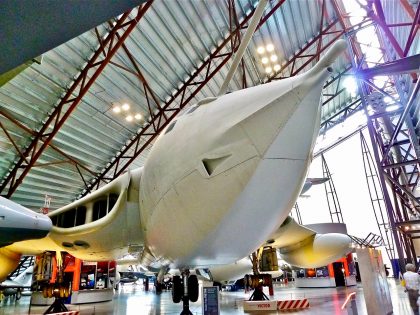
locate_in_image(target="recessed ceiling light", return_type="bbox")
[266,44,274,52]
[383,96,393,104]
[273,64,281,71]
[134,113,142,120]
[265,66,272,74]
[257,46,265,54]
[126,115,133,122]
[261,57,269,64]
[270,54,278,62]
[122,103,130,111]
[113,106,121,113]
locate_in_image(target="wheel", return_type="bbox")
[188,275,199,302]
[63,286,70,298]
[15,289,21,300]
[47,286,53,298]
[42,287,48,298]
[172,276,182,303]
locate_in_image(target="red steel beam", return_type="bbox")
[403,4,420,57]
[371,0,404,58]
[400,0,416,19]
[0,2,152,197]
[0,104,104,188]
[81,0,287,196]
[267,18,344,81]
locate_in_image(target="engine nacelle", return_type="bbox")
[0,248,21,282]
[279,233,351,268]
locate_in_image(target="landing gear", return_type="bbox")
[41,283,71,314]
[155,280,163,294]
[15,289,21,300]
[244,274,273,301]
[172,271,199,315]
[187,275,198,302]
[155,266,168,295]
[43,298,68,314]
[172,276,182,303]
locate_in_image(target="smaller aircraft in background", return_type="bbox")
[300,177,329,197]
[0,266,33,300]
[0,196,52,247]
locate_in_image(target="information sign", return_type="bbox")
[202,286,220,315]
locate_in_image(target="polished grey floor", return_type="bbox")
[0,279,414,314]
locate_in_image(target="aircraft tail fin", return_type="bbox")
[13,266,33,287]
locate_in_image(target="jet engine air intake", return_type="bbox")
[49,193,119,228]
[202,155,231,176]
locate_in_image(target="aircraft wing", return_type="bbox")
[4,168,145,266]
[265,216,316,249]
[0,279,31,289]
[265,217,351,268]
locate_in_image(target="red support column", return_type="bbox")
[72,258,82,292]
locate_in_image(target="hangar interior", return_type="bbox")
[0,0,419,314]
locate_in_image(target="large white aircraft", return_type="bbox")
[0,38,350,305]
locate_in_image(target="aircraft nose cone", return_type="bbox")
[0,197,52,245]
[36,214,53,236]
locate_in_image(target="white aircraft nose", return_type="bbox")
[0,197,52,245]
[36,213,53,235]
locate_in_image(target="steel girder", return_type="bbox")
[341,0,420,268]
[0,3,152,198]
[81,0,364,197]
[79,0,287,197]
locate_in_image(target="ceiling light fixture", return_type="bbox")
[270,54,278,62]
[122,103,130,111]
[261,57,269,64]
[266,44,274,52]
[113,106,121,113]
[126,115,133,122]
[257,46,265,54]
[265,67,272,74]
[134,113,142,120]
[273,64,281,72]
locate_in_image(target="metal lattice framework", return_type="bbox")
[344,0,420,271]
[321,154,344,223]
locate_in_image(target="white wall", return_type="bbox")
[298,128,393,272]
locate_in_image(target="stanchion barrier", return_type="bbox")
[48,312,79,315]
[277,298,309,310]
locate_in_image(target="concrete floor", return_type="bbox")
[0,279,414,314]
